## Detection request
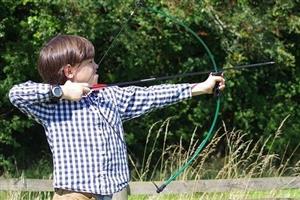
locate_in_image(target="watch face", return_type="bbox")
[53,86,63,98]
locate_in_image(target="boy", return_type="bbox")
[9,35,225,200]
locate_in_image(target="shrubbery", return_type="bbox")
[0,0,299,175]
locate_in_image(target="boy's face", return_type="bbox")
[72,59,99,85]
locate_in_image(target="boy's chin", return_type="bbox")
[90,74,99,84]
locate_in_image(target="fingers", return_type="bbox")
[210,74,225,84]
[79,82,91,97]
[62,81,92,100]
[218,84,225,91]
[210,73,226,92]
[210,73,224,81]
[75,83,90,97]
[77,82,90,87]
[68,82,91,94]
[82,86,91,95]
[217,77,225,91]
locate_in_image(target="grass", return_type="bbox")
[1,189,300,200]
[128,189,300,199]
[2,189,300,200]
[0,191,53,200]
[2,116,300,199]
[129,116,299,181]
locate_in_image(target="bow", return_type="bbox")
[142,4,221,193]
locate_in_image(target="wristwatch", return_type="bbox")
[50,85,63,100]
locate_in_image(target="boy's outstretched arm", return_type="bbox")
[109,74,225,121]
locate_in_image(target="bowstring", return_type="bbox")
[97,4,140,67]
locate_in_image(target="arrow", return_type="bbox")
[90,61,275,90]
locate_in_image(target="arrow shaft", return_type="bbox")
[92,61,275,89]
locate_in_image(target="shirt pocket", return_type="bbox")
[96,99,120,127]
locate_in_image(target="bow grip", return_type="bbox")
[211,72,223,97]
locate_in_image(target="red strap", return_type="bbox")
[90,83,107,90]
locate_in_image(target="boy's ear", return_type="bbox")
[63,64,74,79]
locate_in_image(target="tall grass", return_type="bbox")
[2,116,299,200]
[0,169,53,200]
[128,115,300,199]
[2,191,52,200]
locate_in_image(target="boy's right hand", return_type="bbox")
[61,80,91,101]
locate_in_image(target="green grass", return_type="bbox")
[127,189,300,199]
[1,189,300,200]
[0,191,53,200]
[2,117,300,200]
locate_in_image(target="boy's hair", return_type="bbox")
[38,34,95,84]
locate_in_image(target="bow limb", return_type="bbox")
[144,6,222,193]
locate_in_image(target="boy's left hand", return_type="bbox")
[191,74,225,96]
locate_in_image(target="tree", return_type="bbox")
[0,0,299,175]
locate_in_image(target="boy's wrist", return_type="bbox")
[191,83,207,96]
[50,85,64,100]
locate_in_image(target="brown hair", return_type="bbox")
[37,34,95,84]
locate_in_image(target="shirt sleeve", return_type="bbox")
[111,84,192,121]
[8,81,56,124]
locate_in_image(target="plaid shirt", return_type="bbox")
[9,81,191,195]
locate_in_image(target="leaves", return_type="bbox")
[0,0,299,173]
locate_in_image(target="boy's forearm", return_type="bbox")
[191,83,207,96]
[9,81,56,123]
[9,81,53,107]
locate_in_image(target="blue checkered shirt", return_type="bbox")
[9,81,191,195]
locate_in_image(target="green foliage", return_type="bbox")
[0,0,299,174]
